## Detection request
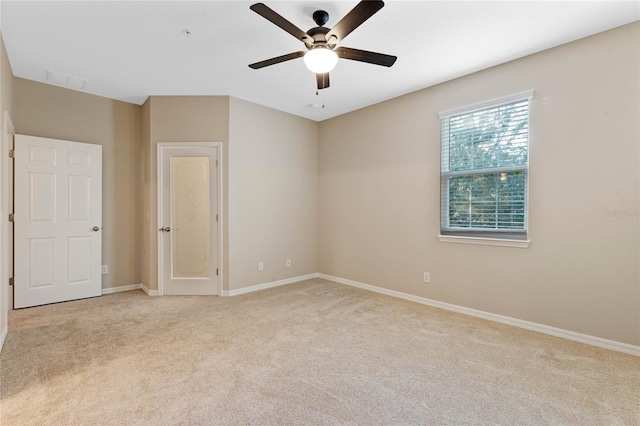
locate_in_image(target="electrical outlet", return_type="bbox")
[101,265,109,274]
[423,272,430,283]
[258,262,264,271]
[286,258,291,267]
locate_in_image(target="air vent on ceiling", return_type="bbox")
[47,70,87,89]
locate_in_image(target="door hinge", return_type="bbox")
[216,213,218,222]
[216,159,218,167]
[9,277,13,286]
[9,149,14,158]
[216,268,219,276]
[8,213,14,222]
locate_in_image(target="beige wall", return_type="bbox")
[228,97,318,290]
[12,78,143,290]
[1,36,12,120]
[143,96,230,291]
[318,23,640,345]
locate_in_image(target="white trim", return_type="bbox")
[0,111,14,354]
[157,142,223,297]
[141,283,158,296]
[439,93,532,237]
[442,165,527,177]
[156,143,163,295]
[438,234,531,248]
[101,284,143,295]
[222,273,318,297]
[439,89,534,119]
[218,145,225,299]
[317,273,639,356]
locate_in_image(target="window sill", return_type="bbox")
[438,235,531,248]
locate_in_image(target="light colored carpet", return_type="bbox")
[1,278,638,425]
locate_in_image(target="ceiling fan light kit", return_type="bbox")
[304,47,339,74]
[249,1,397,90]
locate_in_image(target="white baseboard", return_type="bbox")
[101,283,143,295]
[222,273,319,297]
[140,283,158,296]
[318,273,640,357]
[101,283,160,296]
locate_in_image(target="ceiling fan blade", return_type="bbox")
[325,0,384,43]
[316,73,330,90]
[335,47,397,67]
[250,3,314,44]
[249,51,306,69]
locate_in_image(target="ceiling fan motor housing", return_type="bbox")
[305,26,333,49]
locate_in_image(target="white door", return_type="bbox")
[14,135,102,309]
[159,144,219,296]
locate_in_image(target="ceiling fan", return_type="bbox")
[248,1,397,90]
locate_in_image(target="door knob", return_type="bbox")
[92,226,101,231]
[159,227,171,232]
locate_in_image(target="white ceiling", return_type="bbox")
[2,1,638,121]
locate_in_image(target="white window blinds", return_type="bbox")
[440,91,532,238]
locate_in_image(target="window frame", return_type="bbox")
[438,90,534,248]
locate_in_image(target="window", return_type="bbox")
[439,91,533,244]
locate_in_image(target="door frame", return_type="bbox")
[156,142,223,296]
[1,111,15,350]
